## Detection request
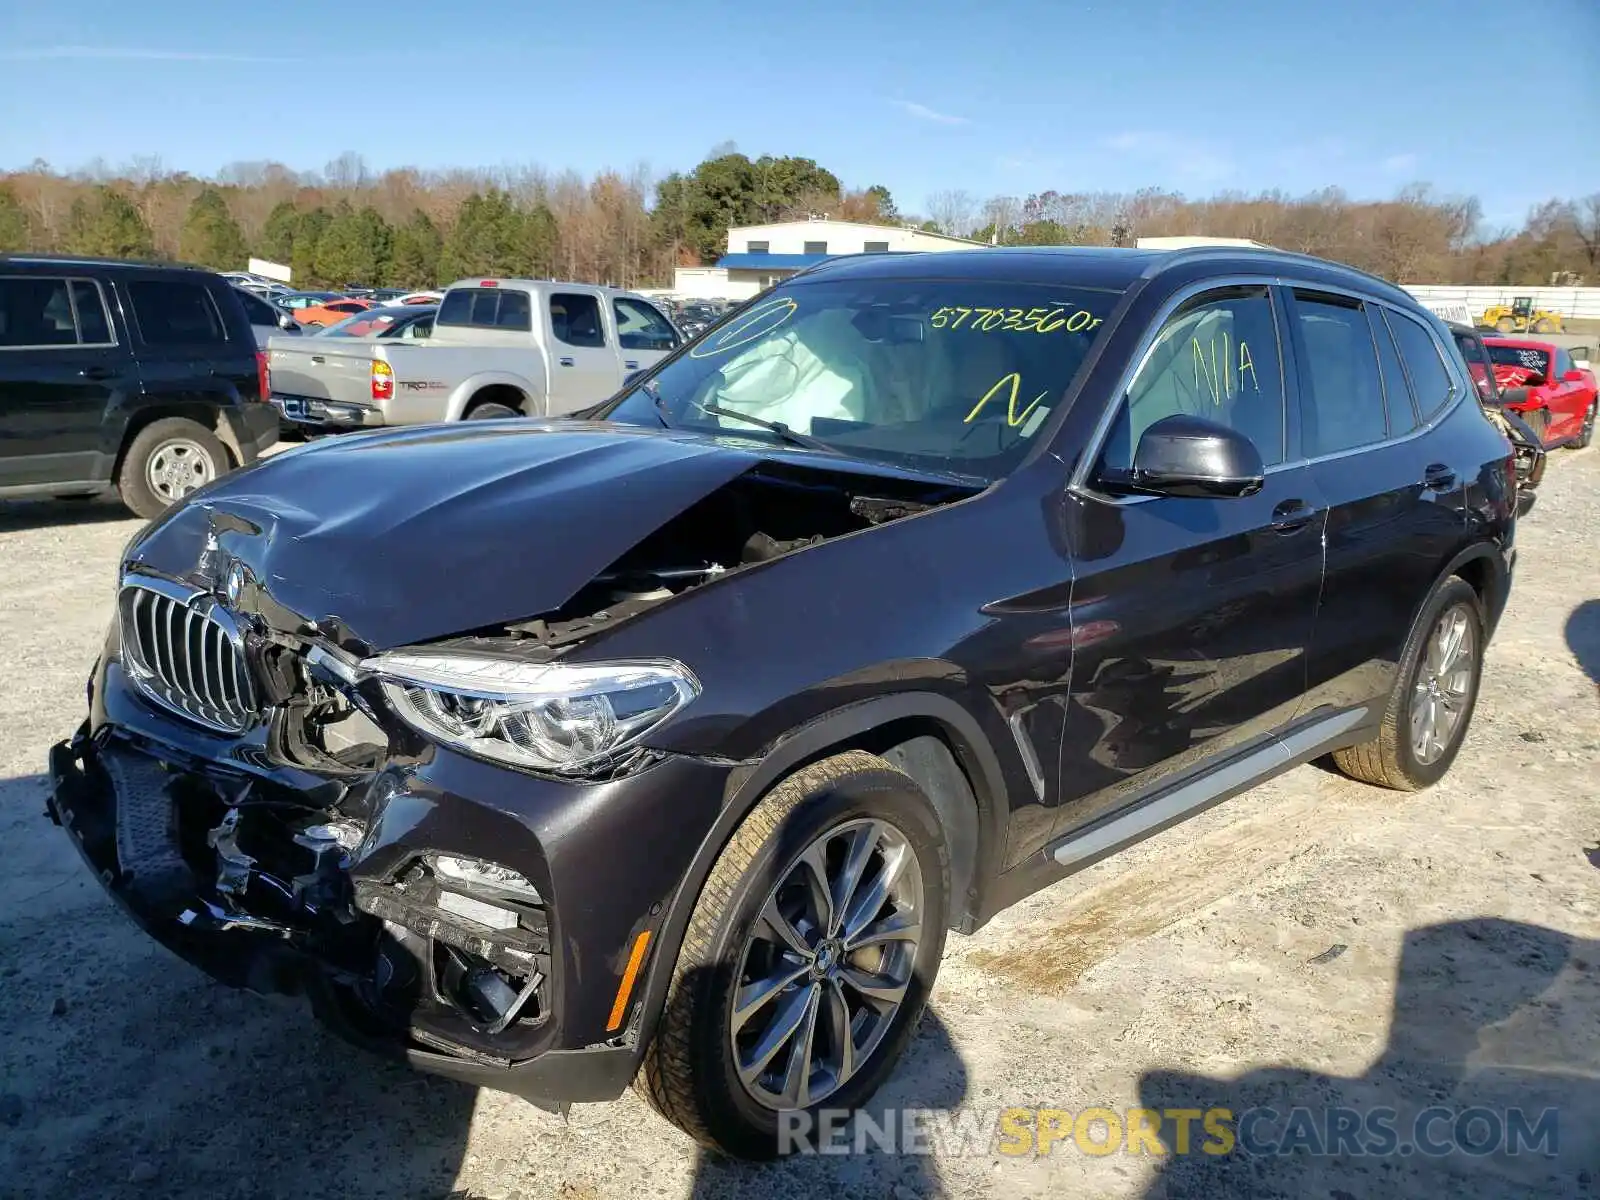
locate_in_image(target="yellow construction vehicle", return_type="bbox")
[1480,296,1565,334]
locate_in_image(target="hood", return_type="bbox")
[127,422,777,649]
[125,421,950,651]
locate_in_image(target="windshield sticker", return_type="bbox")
[687,296,799,359]
[1511,348,1547,371]
[931,306,1103,334]
[964,372,1051,426]
[1191,333,1258,405]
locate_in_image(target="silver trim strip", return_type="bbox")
[1048,707,1369,869]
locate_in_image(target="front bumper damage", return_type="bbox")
[48,648,733,1107]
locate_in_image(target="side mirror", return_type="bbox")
[1563,368,1586,383]
[1129,414,1264,498]
[278,313,299,331]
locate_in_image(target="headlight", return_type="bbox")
[364,651,698,774]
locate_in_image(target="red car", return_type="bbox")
[1482,337,1597,449]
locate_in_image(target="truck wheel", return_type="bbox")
[117,417,228,520]
[464,401,520,420]
[1495,317,1515,334]
[1332,576,1484,791]
[637,750,949,1159]
[1532,318,1554,334]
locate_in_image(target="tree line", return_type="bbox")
[0,150,1595,289]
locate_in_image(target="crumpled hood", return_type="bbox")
[125,421,774,650]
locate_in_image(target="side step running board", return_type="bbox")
[1048,707,1369,871]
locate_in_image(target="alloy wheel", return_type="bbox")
[730,817,923,1111]
[1411,604,1476,765]
[145,438,216,502]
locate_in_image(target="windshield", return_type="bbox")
[1487,344,1549,376]
[603,277,1118,481]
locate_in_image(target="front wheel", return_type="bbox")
[637,750,949,1159]
[1332,576,1484,790]
[1495,317,1516,334]
[116,417,229,520]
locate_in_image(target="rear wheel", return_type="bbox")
[1332,576,1484,790]
[116,417,228,520]
[637,750,949,1159]
[1575,401,1596,449]
[464,401,520,420]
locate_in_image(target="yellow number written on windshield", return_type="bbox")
[931,306,1103,334]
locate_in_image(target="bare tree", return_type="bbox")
[926,189,978,237]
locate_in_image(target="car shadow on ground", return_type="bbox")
[686,1007,967,1199]
[1136,917,1598,1197]
[0,496,137,532]
[0,771,477,1200]
[1565,599,1600,688]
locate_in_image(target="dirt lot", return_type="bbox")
[1,449,1597,1200]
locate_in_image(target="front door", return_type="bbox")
[1054,284,1325,838]
[611,296,680,376]
[545,289,622,413]
[0,274,135,489]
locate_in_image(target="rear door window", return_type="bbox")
[549,292,607,348]
[1370,308,1418,432]
[0,276,121,348]
[70,280,114,344]
[127,280,228,346]
[1290,292,1388,456]
[1384,309,1454,419]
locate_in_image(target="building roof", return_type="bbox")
[727,219,989,247]
[716,253,833,270]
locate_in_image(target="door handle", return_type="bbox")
[1423,463,1457,492]
[78,365,113,381]
[310,355,326,365]
[1270,499,1316,534]
[558,356,575,367]
[623,359,639,369]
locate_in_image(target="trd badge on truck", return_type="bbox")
[49,245,1517,1159]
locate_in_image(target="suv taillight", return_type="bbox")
[256,351,270,402]
[371,360,394,402]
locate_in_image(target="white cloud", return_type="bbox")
[1381,152,1419,173]
[891,99,972,127]
[0,45,298,63]
[1101,131,1234,185]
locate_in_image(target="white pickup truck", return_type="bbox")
[267,278,683,430]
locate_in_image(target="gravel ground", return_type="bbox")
[1,448,1596,1200]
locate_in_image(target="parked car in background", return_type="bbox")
[52,246,1518,1159]
[273,290,341,312]
[1448,322,1546,511]
[233,285,302,349]
[267,278,680,432]
[0,254,277,517]
[1482,336,1597,449]
[313,304,436,340]
[289,296,375,330]
[389,290,445,306]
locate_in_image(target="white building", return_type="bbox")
[672,219,985,301]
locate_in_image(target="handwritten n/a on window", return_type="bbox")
[1191,331,1259,405]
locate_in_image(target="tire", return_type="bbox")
[116,417,229,521]
[1495,317,1515,334]
[1332,576,1484,791]
[1532,318,1554,334]
[636,750,949,1159]
[1575,401,1596,450]
[464,401,520,420]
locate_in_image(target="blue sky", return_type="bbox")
[2,0,1595,229]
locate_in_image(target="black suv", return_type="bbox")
[48,247,1516,1158]
[0,255,278,518]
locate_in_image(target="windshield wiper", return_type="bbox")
[694,400,843,456]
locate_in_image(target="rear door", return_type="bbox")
[1290,291,1466,718]
[122,272,245,412]
[546,289,623,410]
[1053,284,1325,840]
[0,274,135,489]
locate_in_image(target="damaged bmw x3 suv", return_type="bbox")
[50,246,1517,1158]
